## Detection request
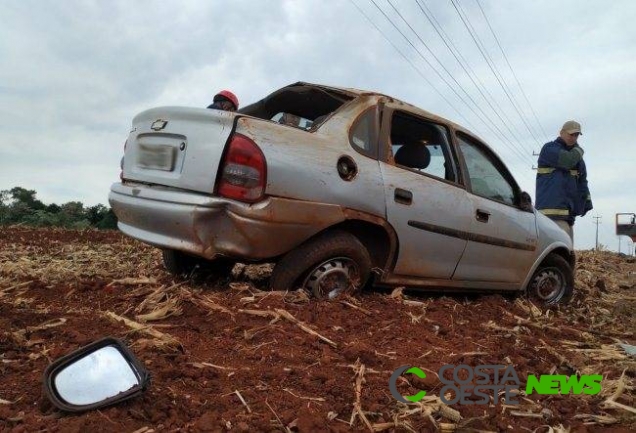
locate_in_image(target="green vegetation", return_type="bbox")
[0,187,117,229]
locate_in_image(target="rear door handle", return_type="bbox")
[476,209,490,223]
[394,188,413,205]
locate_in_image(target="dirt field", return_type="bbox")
[1,226,634,432]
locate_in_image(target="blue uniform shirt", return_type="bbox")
[535,137,592,224]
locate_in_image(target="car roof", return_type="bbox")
[288,81,481,140]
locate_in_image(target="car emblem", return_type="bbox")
[150,119,168,131]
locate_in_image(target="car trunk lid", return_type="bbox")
[122,106,235,195]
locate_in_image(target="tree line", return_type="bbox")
[0,187,117,229]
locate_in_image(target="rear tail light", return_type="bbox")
[217,134,267,203]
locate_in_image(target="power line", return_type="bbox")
[377,0,533,166]
[349,0,536,186]
[385,0,532,164]
[348,0,478,130]
[366,0,489,132]
[412,0,538,186]
[451,0,537,144]
[475,0,550,143]
[413,0,532,157]
[450,0,542,148]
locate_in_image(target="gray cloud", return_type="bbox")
[1,0,634,250]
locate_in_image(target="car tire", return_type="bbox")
[269,230,372,299]
[162,249,235,277]
[527,253,574,305]
[162,249,196,275]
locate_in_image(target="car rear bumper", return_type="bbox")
[108,182,346,260]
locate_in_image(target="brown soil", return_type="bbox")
[1,226,634,432]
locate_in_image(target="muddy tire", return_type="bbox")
[527,253,574,305]
[162,249,235,277]
[270,230,372,299]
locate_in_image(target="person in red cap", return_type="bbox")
[207,90,239,112]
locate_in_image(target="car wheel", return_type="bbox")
[162,249,235,277]
[162,249,196,275]
[527,253,573,305]
[270,231,372,299]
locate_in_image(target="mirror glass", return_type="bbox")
[54,345,139,405]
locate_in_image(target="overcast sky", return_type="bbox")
[1,0,635,252]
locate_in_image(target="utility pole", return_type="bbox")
[593,215,602,250]
[618,236,622,254]
[531,151,539,172]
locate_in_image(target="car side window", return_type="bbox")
[349,107,377,158]
[456,133,515,205]
[389,111,456,182]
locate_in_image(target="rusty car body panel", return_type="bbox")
[109,81,573,294]
[110,182,350,260]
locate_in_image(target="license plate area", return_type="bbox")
[137,144,176,171]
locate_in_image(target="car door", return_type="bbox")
[452,132,537,283]
[379,106,472,279]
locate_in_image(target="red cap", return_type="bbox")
[215,90,239,110]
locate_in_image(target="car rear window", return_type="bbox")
[240,85,354,130]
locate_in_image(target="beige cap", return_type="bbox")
[561,120,582,135]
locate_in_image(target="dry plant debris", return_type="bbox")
[0,227,634,431]
[103,311,182,352]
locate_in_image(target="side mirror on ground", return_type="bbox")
[520,191,533,212]
[43,337,150,413]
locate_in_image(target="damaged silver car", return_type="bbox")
[109,82,574,304]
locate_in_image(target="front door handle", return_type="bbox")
[476,209,490,223]
[394,188,413,205]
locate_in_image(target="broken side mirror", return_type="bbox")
[520,191,533,212]
[43,337,150,413]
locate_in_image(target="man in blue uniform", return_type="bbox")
[535,120,593,242]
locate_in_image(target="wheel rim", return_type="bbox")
[531,267,566,303]
[302,257,360,299]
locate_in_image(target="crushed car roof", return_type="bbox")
[272,81,480,139]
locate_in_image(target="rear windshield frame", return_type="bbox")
[239,84,354,131]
